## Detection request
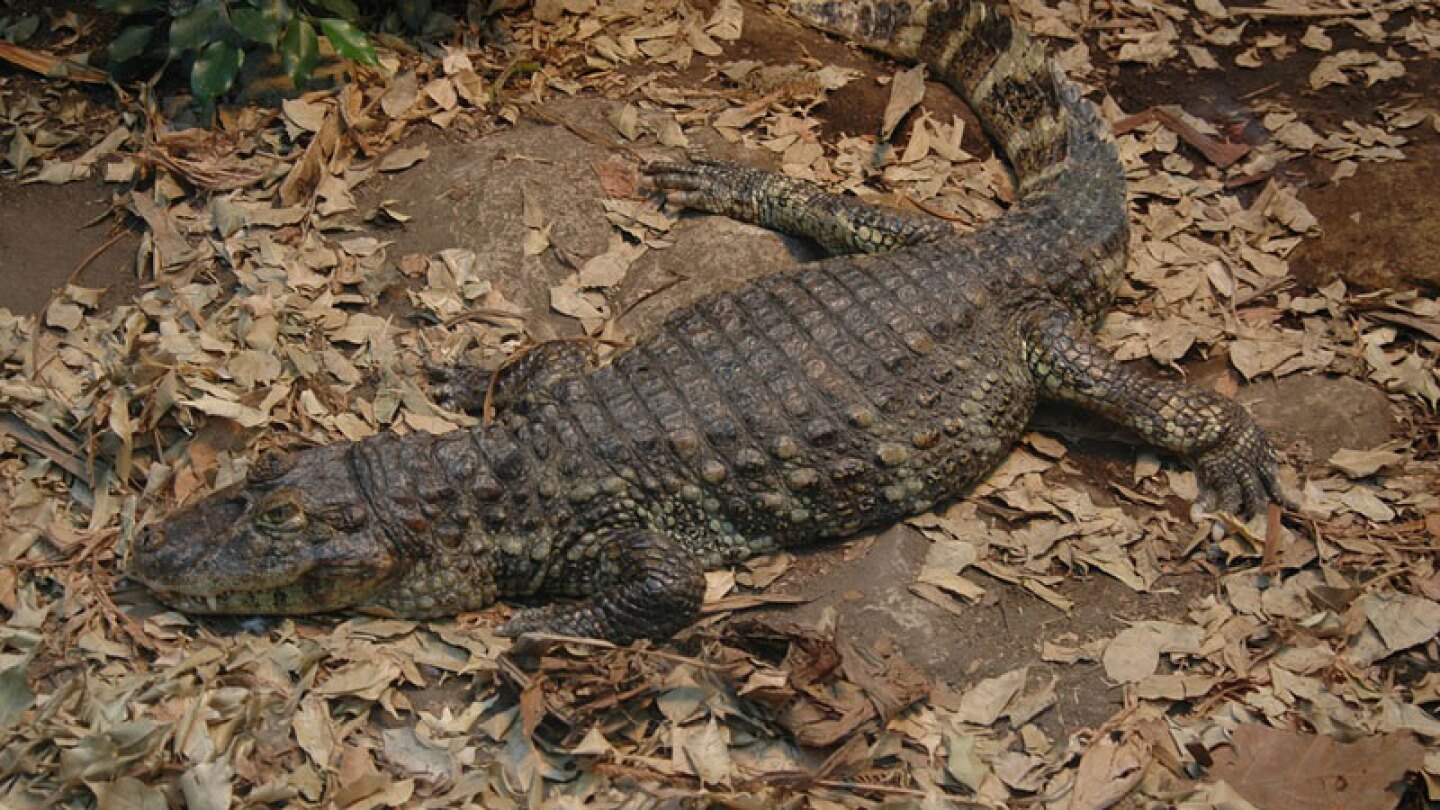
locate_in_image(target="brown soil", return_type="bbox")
[0,177,139,315]
[1097,11,1440,293]
[1291,138,1440,291]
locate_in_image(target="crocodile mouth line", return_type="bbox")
[142,585,316,615]
[139,587,245,614]
[135,559,391,614]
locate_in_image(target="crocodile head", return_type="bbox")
[129,443,400,615]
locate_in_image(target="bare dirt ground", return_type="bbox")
[1,1,1438,809]
[0,177,140,313]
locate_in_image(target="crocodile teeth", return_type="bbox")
[206,595,219,611]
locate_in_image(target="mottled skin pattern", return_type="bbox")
[130,0,1285,643]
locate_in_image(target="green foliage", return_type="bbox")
[96,0,382,105]
[280,17,319,86]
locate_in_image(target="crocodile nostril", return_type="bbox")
[219,496,247,525]
[135,524,162,550]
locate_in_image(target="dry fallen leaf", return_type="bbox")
[1357,593,1440,656]
[1065,729,1151,810]
[953,667,1027,726]
[1328,447,1404,478]
[1209,724,1425,810]
[378,144,431,173]
[881,64,927,141]
[1102,621,1204,684]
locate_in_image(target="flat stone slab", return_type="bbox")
[1240,373,1397,462]
[356,97,816,341]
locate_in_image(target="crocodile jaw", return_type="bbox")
[130,517,400,615]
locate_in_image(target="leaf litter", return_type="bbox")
[1,1,1439,808]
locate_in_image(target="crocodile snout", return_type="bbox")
[129,523,168,586]
[131,492,249,577]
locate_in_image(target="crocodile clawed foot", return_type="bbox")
[1192,413,1294,523]
[425,363,490,415]
[497,604,601,640]
[641,159,751,212]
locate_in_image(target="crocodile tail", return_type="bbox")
[789,0,1128,317]
[791,0,1090,193]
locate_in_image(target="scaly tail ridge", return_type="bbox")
[789,0,1128,320]
[789,0,1069,192]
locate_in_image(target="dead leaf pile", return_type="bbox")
[2,1,1438,808]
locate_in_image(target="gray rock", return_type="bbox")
[355,98,813,340]
[1240,374,1396,462]
[767,524,1207,732]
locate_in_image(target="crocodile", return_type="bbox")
[130,0,1286,643]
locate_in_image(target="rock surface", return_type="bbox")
[1240,373,1398,462]
[356,98,815,340]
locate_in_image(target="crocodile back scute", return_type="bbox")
[504,251,1039,576]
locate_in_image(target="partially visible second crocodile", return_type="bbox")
[130,0,1286,643]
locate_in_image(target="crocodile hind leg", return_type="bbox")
[498,528,705,643]
[1023,304,1290,516]
[644,158,953,255]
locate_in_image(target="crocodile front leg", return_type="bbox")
[498,528,705,643]
[1024,304,1289,516]
[429,340,594,416]
[644,159,953,255]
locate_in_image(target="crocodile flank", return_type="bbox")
[131,0,1286,643]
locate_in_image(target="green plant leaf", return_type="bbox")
[191,39,242,100]
[95,0,161,13]
[316,17,377,66]
[398,0,432,32]
[168,0,229,57]
[234,0,295,46]
[261,0,294,31]
[313,0,362,21]
[281,18,319,87]
[3,14,40,44]
[108,24,155,62]
[231,8,280,46]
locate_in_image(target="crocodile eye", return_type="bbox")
[256,501,306,533]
